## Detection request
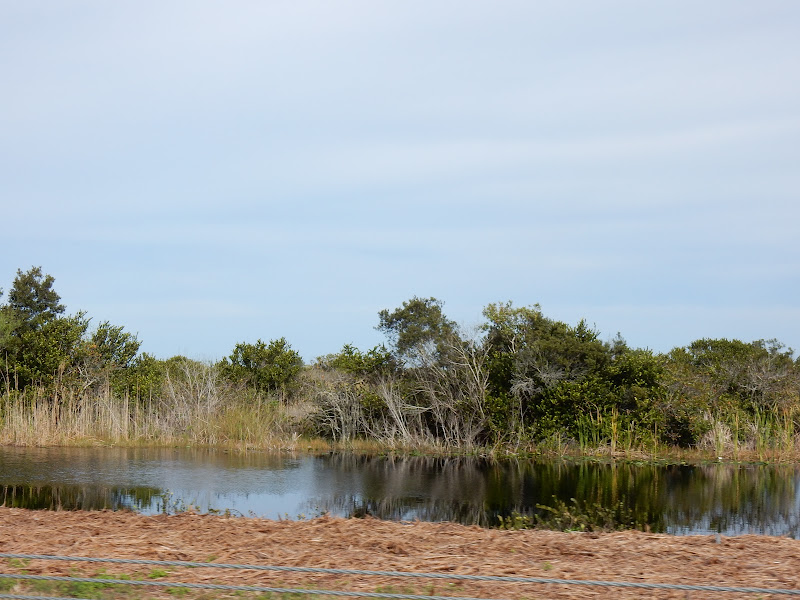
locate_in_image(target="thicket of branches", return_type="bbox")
[2,267,799,452]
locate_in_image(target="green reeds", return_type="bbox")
[576,408,651,458]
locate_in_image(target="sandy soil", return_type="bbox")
[0,507,798,599]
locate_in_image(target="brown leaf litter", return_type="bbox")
[0,507,798,599]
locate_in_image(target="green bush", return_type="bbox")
[220,337,303,399]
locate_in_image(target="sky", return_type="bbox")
[2,1,799,362]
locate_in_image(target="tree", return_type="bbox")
[0,266,147,396]
[0,267,84,390]
[317,344,396,379]
[661,338,800,445]
[408,328,491,448]
[220,337,303,399]
[88,321,141,370]
[112,352,164,401]
[7,313,89,390]
[76,321,142,394]
[377,297,458,366]
[0,295,19,363]
[604,346,665,433]
[6,266,65,331]
[666,338,797,411]
[481,301,613,439]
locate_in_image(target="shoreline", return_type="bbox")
[2,438,798,467]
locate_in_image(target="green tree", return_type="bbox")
[88,321,141,370]
[0,267,86,390]
[317,344,396,379]
[76,321,142,394]
[377,297,458,366]
[9,313,89,390]
[661,338,799,445]
[6,266,65,331]
[606,347,664,413]
[481,301,613,439]
[220,337,303,399]
[0,293,19,365]
[112,352,164,401]
[666,338,796,412]
[600,346,666,442]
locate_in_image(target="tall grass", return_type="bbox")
[575,408,656,459]
[3,361,800,461]
[0,361,306,449]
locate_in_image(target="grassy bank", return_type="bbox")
[3,382,800,464]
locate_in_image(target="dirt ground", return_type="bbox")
[0,507,798,599]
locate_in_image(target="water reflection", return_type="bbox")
[304,455,800,536]
[1,484,161,511]
[1,447,799,536]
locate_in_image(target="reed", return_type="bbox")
[5,373,800,462]
[0,384,303,449]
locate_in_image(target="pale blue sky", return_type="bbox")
[2,1,799,361]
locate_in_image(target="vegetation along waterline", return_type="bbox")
[1,265,799,460]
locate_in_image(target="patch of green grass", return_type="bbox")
[8,557,30,570]
[26,578,137,600]
[166,586,189,596]
[93,569,131,581]
[148,569,171,579]
[374,584,416,596]
[1,568,339,600]
[65,580,115,599]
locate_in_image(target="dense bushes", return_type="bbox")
[219,338,303,400]
[1,267,799,453]
[310,298,799,452]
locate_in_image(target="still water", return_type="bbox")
[2,446,799,536]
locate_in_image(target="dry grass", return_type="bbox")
[5,381,800,463]
[1,508,800,599]
[0,388,302,450]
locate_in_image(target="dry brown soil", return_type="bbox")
[0,507,798,599]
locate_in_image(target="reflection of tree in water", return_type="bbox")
[305,455,800,535]
[3,449,799,536]
[0,446,300,514]
[660,464,800,536]
[1,484,163,511]
[307,454,497,525]
[157,447,296,471]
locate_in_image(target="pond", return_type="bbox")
[1,446,799,536]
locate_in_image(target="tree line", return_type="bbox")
[2,266,798,452]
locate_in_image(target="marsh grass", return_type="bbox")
[4,375,800,463]
[0,386,302,450]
